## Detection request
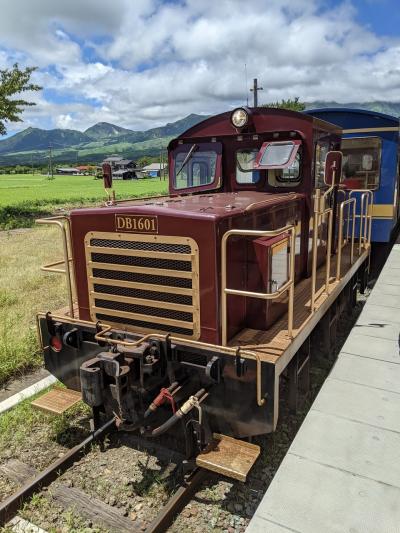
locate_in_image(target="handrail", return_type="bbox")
[94,324,266,406]
[348,189,373,254]
[336,198,356,280]
[220,224,296,346]
[40,317,266,407]
[36,216,75,318]
[310,189,334,312]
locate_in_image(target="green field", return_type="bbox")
[0,173,168,229]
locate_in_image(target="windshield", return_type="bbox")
[256,140,301,169]
[236,149,261,184]
[173,142,221,190]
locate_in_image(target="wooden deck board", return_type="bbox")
[31,387,82,414]
[229,245,363,363]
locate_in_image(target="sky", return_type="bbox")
[0,0,400,135]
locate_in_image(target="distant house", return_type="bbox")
[103,156,124,168]
[102,156,137,179]
[56,167,79,175]
[142,163,167,178]
[76,165,91,174]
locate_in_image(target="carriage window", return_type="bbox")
[341,137,381,190]
[173,143,220,190]
[236,149,261,184]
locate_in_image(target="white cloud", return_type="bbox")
[0,0,400,133]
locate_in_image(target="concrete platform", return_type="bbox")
[247,239,400,533]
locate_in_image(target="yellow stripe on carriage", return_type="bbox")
[342,127,400,134]
[367,204,395,219]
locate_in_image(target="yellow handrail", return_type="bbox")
[36,216,75,318]
[310,188,334,312]
[336,198,356,280]
[39,315,266,407]
[220,225,296,346]
[348,189,373,253]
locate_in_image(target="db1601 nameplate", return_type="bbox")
[115,215,158,234]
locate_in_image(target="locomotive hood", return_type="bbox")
[69,190,305,344]
[70,191,303,222]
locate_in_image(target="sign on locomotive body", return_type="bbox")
[36,106,383,474]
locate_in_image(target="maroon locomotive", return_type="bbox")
[37,107,369,474]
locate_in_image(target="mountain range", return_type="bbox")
[1,101,400,166]
[0,113,208,166]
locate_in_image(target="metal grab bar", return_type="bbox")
[336,198,356,281]
[310,189,334,312]
[36,216,75,318]
[62,320,266,407]
[348,189,373,254]
[220,225,296,346]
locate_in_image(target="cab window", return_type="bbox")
[236,149,261,184]
[172,142,221,190]
[268,149,302,187]
[341,137,381,190]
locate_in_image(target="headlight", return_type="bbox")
[231,108,249,128]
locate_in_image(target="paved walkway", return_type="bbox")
[0,368,50,403]
[247,238,400,533]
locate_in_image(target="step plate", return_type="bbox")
[31,387,82,415]
[196,433,260,482]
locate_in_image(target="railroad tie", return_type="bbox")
[0,459,142,532]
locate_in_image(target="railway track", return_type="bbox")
[0,418,211,533]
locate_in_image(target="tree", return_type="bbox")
[262,97,306,112]
[0,64,41,135]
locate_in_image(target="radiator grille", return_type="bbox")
[93,283,192,305]
[92,269,192,288]
[85,231,200,339]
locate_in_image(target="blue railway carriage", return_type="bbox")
[306,108,400,243]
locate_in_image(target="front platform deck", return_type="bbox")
[230,244,368,373]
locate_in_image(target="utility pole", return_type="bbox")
[250,78,263,108]
[30,153,34,176]
[160,142,164,181]
[48,144,53,178]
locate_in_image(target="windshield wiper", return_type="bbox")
[176,144,198,176]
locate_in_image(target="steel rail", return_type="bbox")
[0,417,115,527]
[145,468,209,533]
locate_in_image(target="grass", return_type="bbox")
[0,387,90,451]
[0,173,168,229]
[0,226,69,384]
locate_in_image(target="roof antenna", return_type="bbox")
[244,63,248,106]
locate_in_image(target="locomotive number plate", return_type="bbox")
[115,214,158,234]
